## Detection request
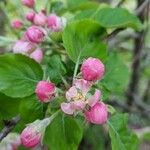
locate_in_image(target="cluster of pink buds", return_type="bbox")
[61,57,108,125]
[11,0,67,63]
[0,133,21,150]
[21,118,50,148]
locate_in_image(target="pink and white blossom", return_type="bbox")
[61,79,101,115]
[81,57,105,81]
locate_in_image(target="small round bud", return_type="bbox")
[11,19,23,29]
[47,14,66,32]
[85,102,108,125]
[25,26,45,43]
[34,12,47,26]
[21,0,35,8]
[21,126,41,148]
[26,11,35,22]
[35,81,56,103]
[30,48,43,63]
[81,57,105,81]
[21,118,50,148]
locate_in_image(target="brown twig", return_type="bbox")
[143,80,150,102]
[136,0,150,16]
[126,0,147,106]
[0,115,20,141]
[116,0,126,7]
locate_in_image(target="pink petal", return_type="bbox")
[61,102,75,115]
[74,79,91,95]
[73,100,86,110]
[88,89,101,107]
[66,86,77,101]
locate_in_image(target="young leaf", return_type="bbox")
[16,95,44,131]
[62,19,107,63]
[45,55,66,84]
[0,54,43,98]
[44,112,83,150]
[100,52,129,96]
[67,0,99,12]
[0,93,20,120]
[74,7,142,30]
[108,113,139,150]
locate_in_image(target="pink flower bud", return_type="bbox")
[47,14,66,32]
[30,48,43,63]
[21,126,41,148]
[11,19,23,29]
[35,81,56,103]
[34,12,47,26]
[85,102,108,124]
[25,26,45,43]
[81,57,105,81]
[21,0,35,8]
[21,118,50,148]
[26,11,35,22]
[13,40,35,54]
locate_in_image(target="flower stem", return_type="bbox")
[73,53,81,82]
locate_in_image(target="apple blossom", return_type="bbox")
[61,79,101,115]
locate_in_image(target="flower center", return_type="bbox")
[74,93,85,101]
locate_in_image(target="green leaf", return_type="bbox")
[44,112,83,150]
[45,55,66,84]
[0,93,43,132]
[108,114,139,150]
[0,54,43,98]
[82,125,105,150]
[16,95,44,131]
[67,0,99,12]
[74,7,142,30]
[100,52,129,95]
[62,19,107,63]
[0,93,20,120]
